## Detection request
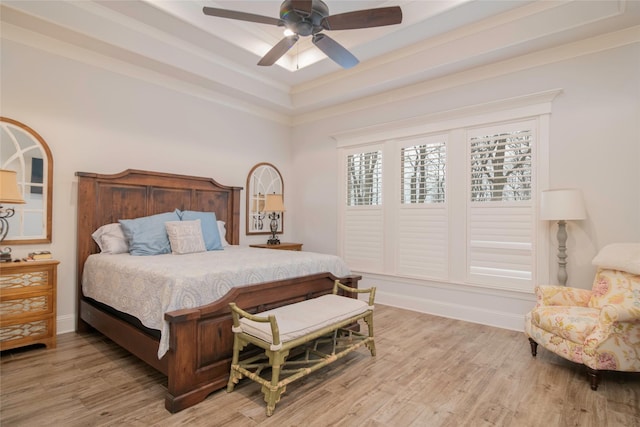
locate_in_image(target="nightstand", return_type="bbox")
[0,260,59,351]
[249,242,303,251]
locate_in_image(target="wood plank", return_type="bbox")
[1,305,638,426]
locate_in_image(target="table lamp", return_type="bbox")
[0,169,26,242]
[264,193,285,245]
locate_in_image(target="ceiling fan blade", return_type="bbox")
[322,6,402,30]
[258,35,299,66]
[203,7,282,26]
[312,33,359,69]
[290,0,313,17]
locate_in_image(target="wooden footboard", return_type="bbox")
[80,272,360,412]
[163,272,360,412]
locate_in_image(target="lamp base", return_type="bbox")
[267,237,281,245]
[556,219,568,286]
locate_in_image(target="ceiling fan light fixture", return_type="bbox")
[203,1,403,69]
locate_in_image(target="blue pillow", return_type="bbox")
[119,211,180,256]
[178,210,223,251]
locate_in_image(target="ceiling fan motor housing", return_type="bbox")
[280,0,329,37]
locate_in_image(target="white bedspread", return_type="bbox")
[82,246,351,358]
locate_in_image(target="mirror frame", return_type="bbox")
[246,163,284,235]
[0,117,53,245]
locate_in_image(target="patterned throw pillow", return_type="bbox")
[177,210,224,251]
[165,220,207,255]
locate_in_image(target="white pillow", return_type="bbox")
[91,223,129,254]
[591,243,640,275]
[165,220,206,255]
[217,220,230,247]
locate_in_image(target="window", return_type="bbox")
[346,150,382,206]
[470,129,532,202]
[395,136,449,279]
[401,141,446,204]
[339,120,543,291]
[342,147,384,272]
[336,91,557,292]
[467,121,536,288]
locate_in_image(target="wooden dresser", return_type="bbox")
[0,260,59,351]
[249,242,303,251]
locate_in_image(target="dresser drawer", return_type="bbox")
[0,315,55,347]
[0,291,55,319]
[0,268,53,295]
[0,260,59,351]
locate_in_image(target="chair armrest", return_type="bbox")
[333,279,376,306]
[535,285,592,307]
[600,303,640,323]
[584,303,640,352]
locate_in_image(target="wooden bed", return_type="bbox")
[75,169,361,413]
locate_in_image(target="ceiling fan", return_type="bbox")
[203,0,402,69]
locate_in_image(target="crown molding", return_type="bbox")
[331,89,563,147]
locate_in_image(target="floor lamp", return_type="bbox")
[540,189,586,286]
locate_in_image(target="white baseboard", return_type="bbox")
[355,272,535,332]
[376,290,526,332]
[57,314,76,335]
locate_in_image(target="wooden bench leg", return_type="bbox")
[227,335,246,392]
[364,313,376,356]
[264,349,290,416]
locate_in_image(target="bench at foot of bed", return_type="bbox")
[226,280,376,416]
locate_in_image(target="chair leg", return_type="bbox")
[586,367,600,390]
[528,338,538,357]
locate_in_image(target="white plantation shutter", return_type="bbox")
[467,121,536,288]
[468,206,534,286]
[397,137,448,279]
[344,208,384,271]
[397,207,448,278]
[337,100,547,293]
[342,148,384,271]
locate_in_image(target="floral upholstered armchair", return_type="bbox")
[525,243,640,389]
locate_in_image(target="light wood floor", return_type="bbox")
[1,305,638,426]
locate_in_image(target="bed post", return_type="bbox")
[76,172,98,333]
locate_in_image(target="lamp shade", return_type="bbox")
[540,189,586,220]
[264,194,285,212]
[0,169,25,204]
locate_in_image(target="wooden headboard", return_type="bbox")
[76,169,242,301]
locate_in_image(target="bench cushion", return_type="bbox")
[239,294,371,344]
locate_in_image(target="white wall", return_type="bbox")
[1,39,293,333]
[291,42,640,331]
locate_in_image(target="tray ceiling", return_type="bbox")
[2,0,638,120]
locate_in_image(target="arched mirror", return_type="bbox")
[0,117,53,244]
[246,163,284,235]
